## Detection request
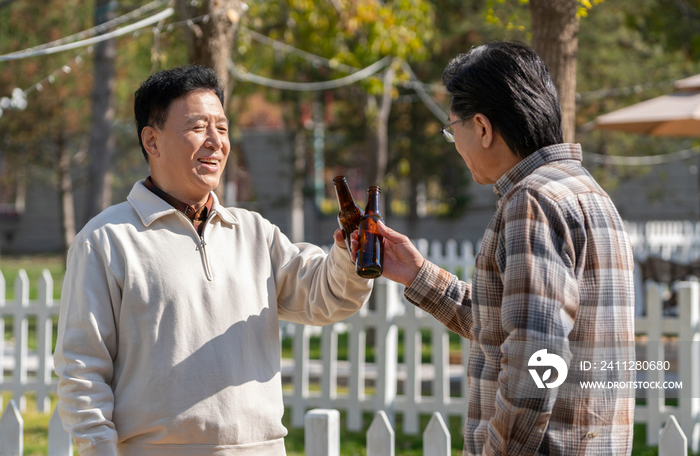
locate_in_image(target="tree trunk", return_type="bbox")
[365,95,379,186]
[363,64,395,190]
[57,133,76,252]
[177,0,246,203]
[375,64,395,187]
[177,0,246,103]
[530,0,579,143]
[84,0,117,225]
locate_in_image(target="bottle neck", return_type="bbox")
[365,187,382,216]
[334,178,357,210]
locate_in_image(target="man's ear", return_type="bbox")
[141,126,160,159]
[473,113,493,149]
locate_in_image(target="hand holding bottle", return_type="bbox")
[350,221,424,287]
[333,176,364,263]
[333,229,348,249]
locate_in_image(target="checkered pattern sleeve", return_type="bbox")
[403,260,473,339]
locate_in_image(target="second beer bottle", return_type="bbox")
[333,176,364,263]
[356,186,384,278]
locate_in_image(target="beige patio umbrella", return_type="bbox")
[591,74,700,137]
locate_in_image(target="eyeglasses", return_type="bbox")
[440,118,464,143]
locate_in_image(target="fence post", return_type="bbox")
[48,406,73,456]
[0,400,23,456]
[445,240,458,276]
[347,308,366,431]
[423,412,450,456]
[36,269,54,414]
[402,301,421,435]
[429,240,444,274]
[415,240,429,263]
[432,323,450,420]
[373,279,399,425]
[659,415,687,456]
[460,241,474,283]
[407,238,430,435]
[292,323,310,428]
[13,270,29,413]
[304,409,340,456]
[367,410,394,456]
[645,281,664,446]
[320,325,338,409]
[677,280,700,453]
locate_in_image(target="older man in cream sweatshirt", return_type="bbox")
[54,65,373,456]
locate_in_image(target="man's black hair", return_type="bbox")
[442,41,563,158]
[134,64,225,162]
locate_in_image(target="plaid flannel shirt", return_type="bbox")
[405,144,635,456]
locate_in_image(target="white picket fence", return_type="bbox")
[0,269,58,414]
[626,220,700,262]
[636,280,700,452]
[304,409,451,456]
[302,409,692,456]
[2,226,700,453]
[0,400,691,456]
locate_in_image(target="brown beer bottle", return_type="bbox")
[356,186,384,278]
[333,176,364,263]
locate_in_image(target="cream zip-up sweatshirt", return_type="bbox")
[54,180,373,456]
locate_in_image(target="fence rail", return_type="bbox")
[3,228,700,452]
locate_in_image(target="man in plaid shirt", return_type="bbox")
[360,41,636,455]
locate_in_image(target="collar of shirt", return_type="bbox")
[143,176,213,226]
[493,143,583,199]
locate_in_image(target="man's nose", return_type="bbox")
[205,125,223,149]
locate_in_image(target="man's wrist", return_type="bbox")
[403,260,449,307]
[401,258,425,288]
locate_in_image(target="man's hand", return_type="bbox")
[333,228,347,249]
[350,221,424,287]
